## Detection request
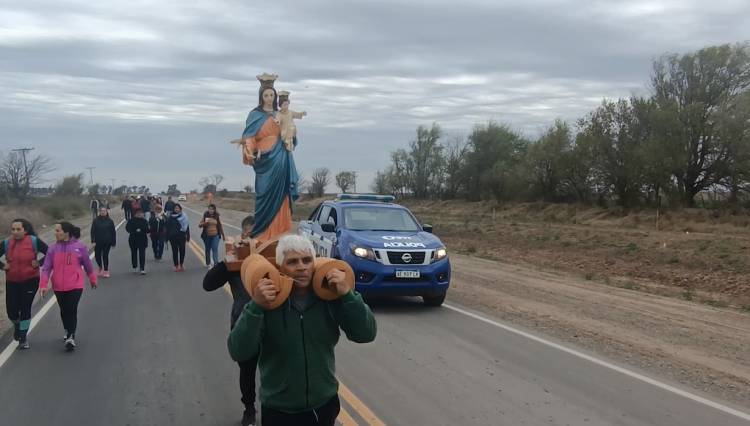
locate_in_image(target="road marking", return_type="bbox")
[0,219,126,369]
[444,303,750,422]
[338,381,386,426]
[188,236,384,425]
[337,406,358,425]
[187,239,205,264]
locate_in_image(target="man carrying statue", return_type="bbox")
[229,234,376,425]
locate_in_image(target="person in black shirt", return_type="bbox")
[202,215,257,426]
[90,207,116,277]
[121,198,132,221]
[126,209,149,274]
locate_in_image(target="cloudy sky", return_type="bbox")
[1,0,748,194]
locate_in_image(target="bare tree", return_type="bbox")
[310,168,331,198]
[0,151,55,200]
[199,174,225,194]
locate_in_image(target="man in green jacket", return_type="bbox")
[228,234,377,426]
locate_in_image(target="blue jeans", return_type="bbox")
[203,235,220,266]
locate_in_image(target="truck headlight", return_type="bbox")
[432,247,448,262]
[350,244,376,261]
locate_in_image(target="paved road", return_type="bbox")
[0,209,748,425]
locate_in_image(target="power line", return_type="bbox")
[85,166,96,186]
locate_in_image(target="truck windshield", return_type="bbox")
[343,206,421,231]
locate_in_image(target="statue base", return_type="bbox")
[224,236,280,271]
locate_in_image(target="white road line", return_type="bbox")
[0,219,126,369]
[444,303,750,422]
[182,205,242,231]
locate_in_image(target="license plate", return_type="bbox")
[396,270,420,278]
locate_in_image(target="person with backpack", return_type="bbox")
[39,222,97,351]
[148,204,167,261]
[0,218,49,350]
[202,215,257,425]
[199,204,226,268]
[126,209,149,275]
[90,207,116,278]
[166,203,190,272]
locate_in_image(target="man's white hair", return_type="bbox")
[276,234,316,264]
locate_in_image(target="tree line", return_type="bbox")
[373,43,750,208]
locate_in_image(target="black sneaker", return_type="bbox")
[17,339,30,350]
[241,410,256,426]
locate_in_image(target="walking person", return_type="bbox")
[89,198,100,221]
[203,215,258,425]
[0,219,49,350]
[166,203,190,272]
[148,205,167,261]
[229,235,377,426]
[164,196,175,217]
[140,195,152,222]
[121,197,132,221]
[39,222,98,351]
[126,209,149,275]
[90,207,116,278]
[199,204,226,268]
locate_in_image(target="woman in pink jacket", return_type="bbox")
[39,222,97,351]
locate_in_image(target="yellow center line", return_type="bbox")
[188,231,384,425]
[338,381,386,426]
[337,406,359,426]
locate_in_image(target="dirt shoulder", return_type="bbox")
[203,200,750,409]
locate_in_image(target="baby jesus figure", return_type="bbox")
[277,91,306,152]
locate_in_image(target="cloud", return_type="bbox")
[1,0,748,192]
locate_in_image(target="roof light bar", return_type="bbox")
[335,193,395,202]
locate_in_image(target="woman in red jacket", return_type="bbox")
[0,218,49,349]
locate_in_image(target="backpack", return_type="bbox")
[2,236,39,256]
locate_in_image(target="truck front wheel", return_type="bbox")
[423,292,446,307]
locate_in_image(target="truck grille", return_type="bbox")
[387,251,426,264]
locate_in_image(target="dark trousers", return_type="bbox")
[54,289,83,337]
[6,279,38,341]
[170,236,186,266]
[239,358,258,415]
[129,240,146,270]
[94,244,112,270]
[151,236,164,259]
[261,395,340,426]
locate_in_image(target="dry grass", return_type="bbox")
[0,196,89,232]
[402,200,750,308]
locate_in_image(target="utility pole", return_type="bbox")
[85,167,96,186]
[11,147,34,193]
[109,178,116,194]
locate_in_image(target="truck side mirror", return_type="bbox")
[422,224,433,233]
[321,223,336,233]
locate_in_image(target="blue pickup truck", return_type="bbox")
[297,194,451,306]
